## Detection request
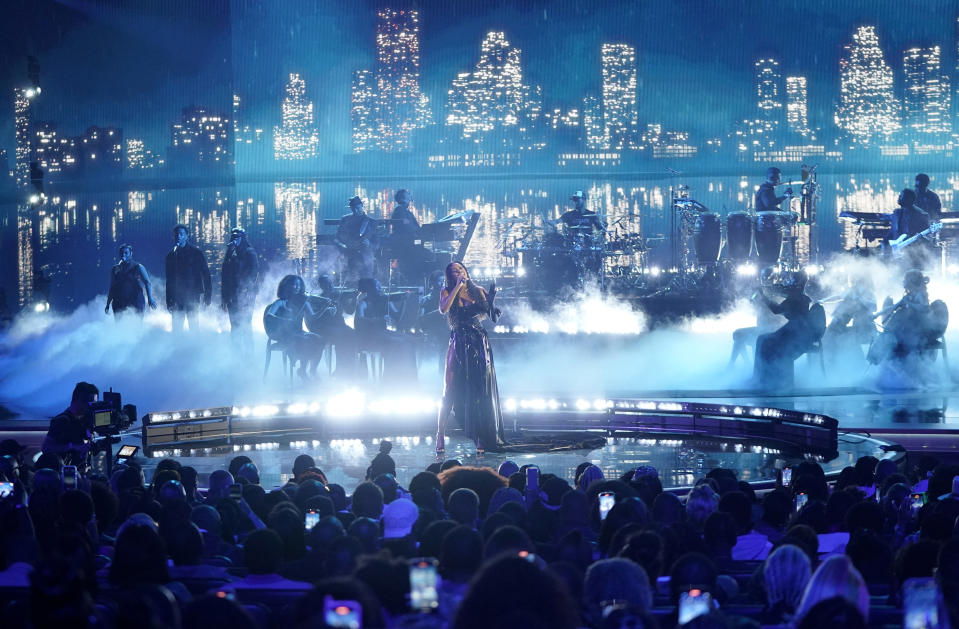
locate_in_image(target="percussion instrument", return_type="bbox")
[755,212,785,265]
[725,212,752,261]
[693,213,721,264]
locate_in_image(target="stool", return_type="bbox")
[357,350,384,382]
[264,338,294,383]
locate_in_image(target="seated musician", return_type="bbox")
[336,196,375,281]
[868,269,934,368]
[752,271,820,388]
[729,268,783,366]
[355,277,417,383]
[560,190,605,234]
[390,189,427,284]
[390,189,420,239]
[823,281,877,364]
[263,275,326,380]
[560,190,606,275]
[313,275,359,378]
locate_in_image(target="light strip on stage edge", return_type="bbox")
[146,397,826,425]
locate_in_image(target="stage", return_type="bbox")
[6,384,949,491]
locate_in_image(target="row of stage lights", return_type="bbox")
[147,393,824,427]
[735,264,823,278]
[471,264,826,281]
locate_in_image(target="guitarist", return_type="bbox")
[336,196,375,281]
[888,188,932,267]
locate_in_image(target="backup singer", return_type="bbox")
[221,227,259,355]
[165,224,212,332]
[105,244,158,317]
[435,262,505,455]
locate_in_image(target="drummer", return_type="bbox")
[560,190,606,235]
[755,167,793,213]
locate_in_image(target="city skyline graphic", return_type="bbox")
[2,0,959,185]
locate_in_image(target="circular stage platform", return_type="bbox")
[129,391,904,491]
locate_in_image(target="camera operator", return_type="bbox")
[41,382,99,463]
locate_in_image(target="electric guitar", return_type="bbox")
[890,222,941,257]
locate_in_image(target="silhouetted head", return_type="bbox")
[915,173,930,190]
[277,274,305,300]
[898,188,917,207]
[766,167,782,184]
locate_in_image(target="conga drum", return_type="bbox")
[726,212,752,261]
[693,213,721,264]
[755,212,784,265]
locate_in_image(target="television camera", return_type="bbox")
[86,389,136,437]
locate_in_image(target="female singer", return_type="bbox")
[263,275,327,380]
[105,244,158,317]
[435,262,505,455]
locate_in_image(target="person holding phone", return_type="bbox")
[435,261,505,455]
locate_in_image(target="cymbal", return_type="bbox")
[497,216,524,225]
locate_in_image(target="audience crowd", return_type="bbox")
[0,435,957,629]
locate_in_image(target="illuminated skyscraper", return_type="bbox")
[835,26,900,143]
[755,58,783,118]
[601,43,639,149]
[14,87,36,188]
[126,138,163,170]
[79,126,123,175]
[446,31,526,140]
[583,93,607,149]
[351,70,377,152]
[902,46,951,135]
[273,73,319,160]
[170,105,232,168]
[785,76,811,136]
[233,93,262,145]
[32,121,60,172]
[375,8,426,151]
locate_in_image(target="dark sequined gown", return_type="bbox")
[445,289,505,450]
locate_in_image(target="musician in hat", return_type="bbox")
[560,190,605,277]
[336,196,375,282]
[560,190,605,233]
[755,167,793,213]
[221,227,259,355]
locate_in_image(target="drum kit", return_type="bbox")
[501,212,647,293]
